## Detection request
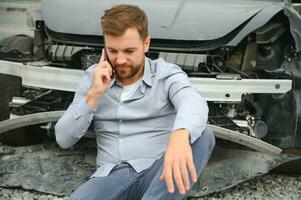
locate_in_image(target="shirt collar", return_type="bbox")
[109,57,154,88]
[109,78,120,88]
[141,57,154,87]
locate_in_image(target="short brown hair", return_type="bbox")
[101,4,148,40]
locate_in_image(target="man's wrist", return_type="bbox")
[170,128,190,140]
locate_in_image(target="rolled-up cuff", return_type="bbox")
[172,121,206,144]
[72,99,96,122]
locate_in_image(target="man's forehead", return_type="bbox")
[105,36,143,50]
[105,37,141,49]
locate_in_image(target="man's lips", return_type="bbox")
[115,65,131,69]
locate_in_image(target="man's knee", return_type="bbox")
[70,189,87,200]
[202,127,216,150]
[191,127,216,160]
[190,127,215,178]
[194,127,215,148]
[70,179,100,200]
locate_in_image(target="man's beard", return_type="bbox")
[113,60,144,81]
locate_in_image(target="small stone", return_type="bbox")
[38,195,49,200]
[222,193,231,200]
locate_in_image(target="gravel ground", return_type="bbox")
[0,173,300,200]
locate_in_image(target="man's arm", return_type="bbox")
[54,70,95,149]
[55,49,113,149]
[160,67,208,195]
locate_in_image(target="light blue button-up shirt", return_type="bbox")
[55,57,208,177]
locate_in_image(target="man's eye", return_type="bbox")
[109,50,117,54]
[126,50,134,54]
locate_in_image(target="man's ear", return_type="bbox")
[144,35,151,53]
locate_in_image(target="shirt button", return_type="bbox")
[119,119,123,123]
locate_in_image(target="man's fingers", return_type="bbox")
[180,160,190,191]
[187,157,197,183]
[98,49,113,77]
[160,165,166,180]
[102,70,111,83]
[104,61,113,76]
[98,52,113,78]
[164,165,175,193]
[96,60,112,76]
[99,49,105,63]
[103,73,111,83]
[173,163,185,195]
[96,68,111,84]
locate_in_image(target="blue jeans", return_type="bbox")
[71,128,215,200]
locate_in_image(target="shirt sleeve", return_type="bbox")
[55,66,96,149]
[166,67,208,144]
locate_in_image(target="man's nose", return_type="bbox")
[116,53,127,65]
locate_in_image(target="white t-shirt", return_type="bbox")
[120,78,142,101]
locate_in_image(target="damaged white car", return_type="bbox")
[0,0,300,197]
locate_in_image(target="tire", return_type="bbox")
[0,74,13,121]
[0,74,45,146]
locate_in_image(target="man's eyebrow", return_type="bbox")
[106,47,116,50]
[124,48,138,51]
[107,47,138,51]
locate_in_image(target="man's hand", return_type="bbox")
[160,129,197,195]
[86,49,113,108]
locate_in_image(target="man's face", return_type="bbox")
[104,27,150,85]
